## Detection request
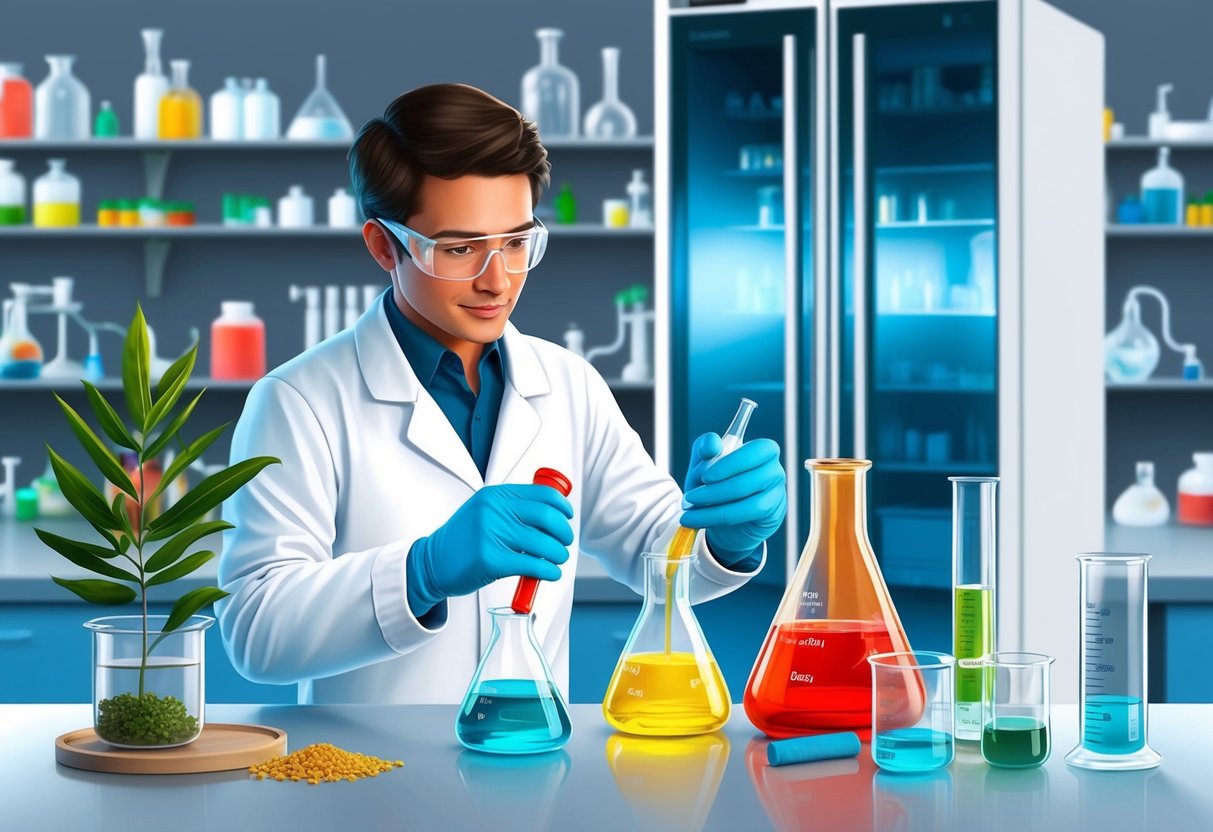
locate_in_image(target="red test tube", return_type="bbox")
[511,467,573,614]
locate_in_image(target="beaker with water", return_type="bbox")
[869,651,954,773]
[951,476,998,741]
[744,459,917,738]
[286,55,354,141]
[602,553,731,736]
[1065,554,1162,771]
[456,607,571,755]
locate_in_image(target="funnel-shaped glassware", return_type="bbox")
[744,459,917,739]
[584,47,637,140]
[35,56,90,140]
[287,55,353,140]
[603,554,730,736]
[457,607,571,755]
[951,476,998,741]
[158,60,202,139]
[521,28,580,139]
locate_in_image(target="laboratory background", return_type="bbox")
[1,0,1212,829]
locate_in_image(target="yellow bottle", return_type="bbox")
[1187,198,1201,226]
[158,59,202,139]
[32,159,80,228]
[1202,193,1213,226]
[603,553,731,736]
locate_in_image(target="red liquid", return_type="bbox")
[1178,493,1213,525]
[0,76,33,138]
[211,320,266,380]
[744,620,897,738]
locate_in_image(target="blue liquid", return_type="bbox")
[1083,694,1144,754]
[0,360,41,379]
[873,728,954,773]
[1142,187,1180,224]
[456,679,572,755]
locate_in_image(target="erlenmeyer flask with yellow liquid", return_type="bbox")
[744,459,921,739]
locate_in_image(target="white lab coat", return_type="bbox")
[215,293,762,704]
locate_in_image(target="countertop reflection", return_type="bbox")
[3,704,1211,830]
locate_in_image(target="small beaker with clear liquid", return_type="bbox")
[1064,554,1162,771]
[602,553,731,736]
[456,607,572,755]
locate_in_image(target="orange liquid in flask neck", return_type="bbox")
[664,525,698,653]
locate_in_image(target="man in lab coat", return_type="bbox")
[216,84,787,704]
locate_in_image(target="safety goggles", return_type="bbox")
[376,217,549,281]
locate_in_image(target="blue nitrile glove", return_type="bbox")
[406,484,575,619]
[680,432,787,569]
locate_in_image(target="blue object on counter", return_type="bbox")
[1116,196,1145,224]
[766,731,862,766]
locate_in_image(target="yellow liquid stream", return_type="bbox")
[603,652,730,736]
[33,202,80,227]
[664,526,698,653]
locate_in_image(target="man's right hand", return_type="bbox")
[405,484,575,617]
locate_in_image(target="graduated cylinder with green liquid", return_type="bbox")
[951,476,999,742]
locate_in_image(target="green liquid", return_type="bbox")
[0,205,25,225]
[981,716,1049,768]
[954,584,993,739]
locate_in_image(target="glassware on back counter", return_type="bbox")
[35,55,90,140]
[584,47,637,140]
[0,64,34,138]
[287,55,353,141]
[744,459,917,739]
[1112,461,1169,527]
[134,29,169,140]
[158,59,202,139]
[33,159,81,227]
[521,28,580,139]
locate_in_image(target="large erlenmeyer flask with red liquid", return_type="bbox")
[744,458,920,738]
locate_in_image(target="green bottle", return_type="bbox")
[94,101,120,138]
[553,183,577,224]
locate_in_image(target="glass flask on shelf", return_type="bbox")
[32,159,81,227]
[521,28,580,140]
[0,160,26,225]
[158,60,202,139]
[743,459,918,739]
[286,55,353,141]
[583,47,637,140]
[456,607,572,755]
[35,55,90,140]
[1111,461,1169,527]
[602,553,731,737]
[1104,298,1159,382]
[0,285,46,379]
[0,63,34,138]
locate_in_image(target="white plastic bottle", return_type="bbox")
[209,77,244,140]
[134,29,169,140]
[1111,461,1170,527]
[32,159,81,227]
[277,185,314,228]
[1141,147,1183,224]
[242,78,280,140]
[626,169,652,228]
[0,159,26,225]
[327,187,356,227]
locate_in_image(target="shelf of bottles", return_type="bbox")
[0,223,654,238]
[0,376,652,394]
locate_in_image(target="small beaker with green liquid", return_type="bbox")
[981,652,1054,768]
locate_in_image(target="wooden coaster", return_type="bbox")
[55,722,287,774]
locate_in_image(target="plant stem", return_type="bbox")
[137,447,148,698]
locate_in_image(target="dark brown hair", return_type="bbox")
[348,83,550,226]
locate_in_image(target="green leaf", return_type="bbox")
[35,529,139,582]
[145,520,233,572]
[122,305,152,430]
[117,534,132,555]
[162,586,228,634]
[110,493,135,541]
[48,445,121,534]
[148,456,278,533]
[144,390,204,462]
[144,344,197,434]
[55,394,138,500]
[82,382,139,452]
[51,576,137,605]
[147,551,215,586]
[149,420,227,503]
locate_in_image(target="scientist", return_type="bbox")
[216,83,787,703]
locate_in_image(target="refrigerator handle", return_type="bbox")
[782,33,800,584]
[852,33,868,459]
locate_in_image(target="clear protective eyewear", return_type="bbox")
[377,217,549,281]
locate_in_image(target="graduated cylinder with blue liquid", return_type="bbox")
[1064,554,1162,771]
[456,607,572,755]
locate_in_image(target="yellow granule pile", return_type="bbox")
[249,742,404,785]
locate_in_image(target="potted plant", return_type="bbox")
[35,306,277,748]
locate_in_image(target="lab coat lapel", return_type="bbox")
[354,290,483,492]
[484,324,551,486]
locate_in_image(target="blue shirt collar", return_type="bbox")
[382,291,503,387]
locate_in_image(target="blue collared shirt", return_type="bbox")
[383,292,505,479]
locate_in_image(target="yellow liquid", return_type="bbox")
[33,202,80,227]
[664,526,698,652]
[159,93,202,139]
[603,652,730,736]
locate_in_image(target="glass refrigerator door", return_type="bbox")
[837,2,998,600]
[670,8,816,586]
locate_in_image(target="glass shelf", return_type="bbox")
[1107,225,1213,237]
[1106,136,1213,150]
[1106,379,1213,392]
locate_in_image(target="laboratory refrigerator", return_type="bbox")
[654,0,1105,700]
